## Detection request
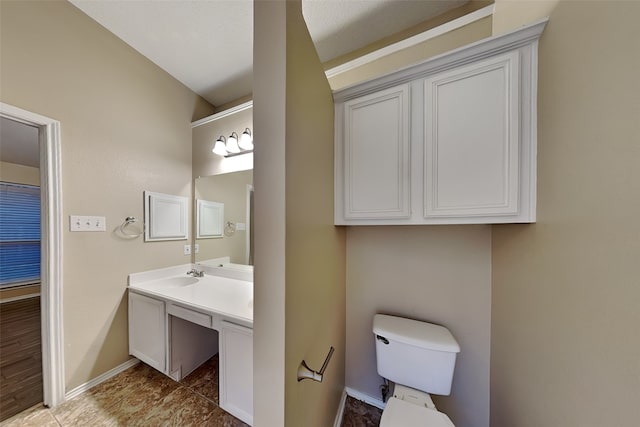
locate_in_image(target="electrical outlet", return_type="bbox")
[183,245,191,255]
[194,244,199,254]
[70,215,106,232]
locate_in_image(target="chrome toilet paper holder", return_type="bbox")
[297,346,335,382]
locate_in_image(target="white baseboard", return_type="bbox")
[65,358,140,401]
[345,387,386,410]
[333,389,348,427]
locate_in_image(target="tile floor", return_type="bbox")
[0,355,247,426]
[341,396,382,427]
[0,355,382,426]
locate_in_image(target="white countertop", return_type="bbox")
[128,264,253,327]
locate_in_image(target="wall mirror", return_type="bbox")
[194,169,253,266]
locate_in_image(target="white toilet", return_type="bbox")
[373,314,461,426]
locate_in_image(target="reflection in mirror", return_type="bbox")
[196,200,224,239]
[194,169,253,266]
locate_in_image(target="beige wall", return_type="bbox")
[284,2,346,426]
[346,226,491,427]
[491,1,640,426]
[194,170,252,264]
[0,0,214,390]
[0,162,40,186]
[192,107,253,178]
[253,0,287,424]
[492,0,558,35]
[253,1,346,425]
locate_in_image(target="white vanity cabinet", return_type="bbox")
[334,20,546,225]
[128,266,254,425]
[219,321,253,425]
[128,292,166,372]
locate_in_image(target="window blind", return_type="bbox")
[0,182,41,287]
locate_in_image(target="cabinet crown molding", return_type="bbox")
[333,18,548,103]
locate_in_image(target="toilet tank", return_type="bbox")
[373,314,460,396]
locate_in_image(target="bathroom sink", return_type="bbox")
[153,276,199,288]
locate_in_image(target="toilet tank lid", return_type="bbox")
[373,314,460,353]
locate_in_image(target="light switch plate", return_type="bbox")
[183,245,191,255]
[70,215,106,232]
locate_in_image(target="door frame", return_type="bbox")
[0,102,65,407]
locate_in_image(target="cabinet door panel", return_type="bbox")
[424,51,520,217]
[220,321,253,425]
[129,292,166,372]
[343,85,410,219]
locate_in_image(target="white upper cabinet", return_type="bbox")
[334,19,546,225]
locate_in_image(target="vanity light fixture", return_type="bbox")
[212,128,254,157]
[239,128,253,150]
[212,136,228,156]
[226,132,241,154]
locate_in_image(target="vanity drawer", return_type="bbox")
[167,304,211,328]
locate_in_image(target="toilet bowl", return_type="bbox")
[381,397,454,427]
[373,314,460,427]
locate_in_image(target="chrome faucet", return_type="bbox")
[186,269,204,277]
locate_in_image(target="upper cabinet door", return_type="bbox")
[340,84,410,220]
[424,51,520,218]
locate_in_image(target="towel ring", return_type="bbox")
[118,216,143,239]
[224,221,236,237]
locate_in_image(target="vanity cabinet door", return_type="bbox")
[336,84,411,223]
[220,321,253,425]
[128,291,166,372]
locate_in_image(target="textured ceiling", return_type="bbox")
[70,0,467,106]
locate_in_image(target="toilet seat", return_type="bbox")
[380,397,455,427]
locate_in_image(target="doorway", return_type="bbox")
[0,103,64,414]
[0,117,42,420]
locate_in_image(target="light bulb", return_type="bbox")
[226,132,240,153]
[212,137,227,156]
[239,128,253,150]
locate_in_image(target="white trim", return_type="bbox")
[333,389,348,427]
[0,102,65,408]
[345,386,386,410]
[325,4,495,79]
[245,184,253,265]
[65,358,140,401]
[191,101,253,128]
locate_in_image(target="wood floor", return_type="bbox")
[0,297,42,422]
